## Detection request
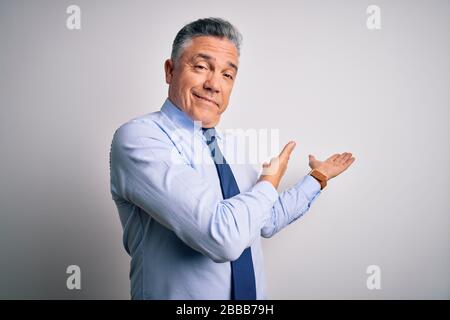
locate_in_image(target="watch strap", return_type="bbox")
[309,168,327,190]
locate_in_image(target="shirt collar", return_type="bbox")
[160,98,223,140]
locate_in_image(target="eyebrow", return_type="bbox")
[192,53,238,72]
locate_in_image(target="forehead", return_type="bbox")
[181,36,239,65]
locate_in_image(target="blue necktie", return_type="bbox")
[202,127,257,300]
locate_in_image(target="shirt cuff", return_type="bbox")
[298,174,322,202]
[252,180,279,204]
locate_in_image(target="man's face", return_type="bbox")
[164,36,239,128]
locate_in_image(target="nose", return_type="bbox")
[203,72,221,94]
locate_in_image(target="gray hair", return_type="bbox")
[170,17,243,64]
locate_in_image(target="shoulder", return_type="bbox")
[112,111,170,147]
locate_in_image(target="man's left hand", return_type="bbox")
[308,152,356,181]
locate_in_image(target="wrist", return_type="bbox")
[308,168,328,190]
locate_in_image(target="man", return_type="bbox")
[109,17,355,300]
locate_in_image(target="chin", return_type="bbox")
[199,117,219,128]
[193,109,219,127]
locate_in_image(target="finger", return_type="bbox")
[279,141,296,160]
[327,153,340,162]
[344,157,355,167]
[340,152,352,163]
[334,152,349,163]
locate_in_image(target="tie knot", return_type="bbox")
[201,127,217,145]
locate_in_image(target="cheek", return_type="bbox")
[220,86,233,105]
[180,72,203,89]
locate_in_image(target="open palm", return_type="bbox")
[308,152,355,180]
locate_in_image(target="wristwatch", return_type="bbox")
[308,168,328,190]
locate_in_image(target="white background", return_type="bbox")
[0,0,448,299]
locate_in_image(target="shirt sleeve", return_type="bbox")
[110,121,279,263]
[260,174,322,238]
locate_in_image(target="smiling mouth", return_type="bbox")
[192,92,219,108]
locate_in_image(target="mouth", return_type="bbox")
[192,92,219,108]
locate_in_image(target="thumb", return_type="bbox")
[309,154,316,161]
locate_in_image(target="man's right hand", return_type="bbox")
[257,141,296,190]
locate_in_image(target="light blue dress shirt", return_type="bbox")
[109,98,322,299]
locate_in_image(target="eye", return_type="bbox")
[224,73,234,80]
[195,65,207,70]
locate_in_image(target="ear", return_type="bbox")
[164,59,174,84]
